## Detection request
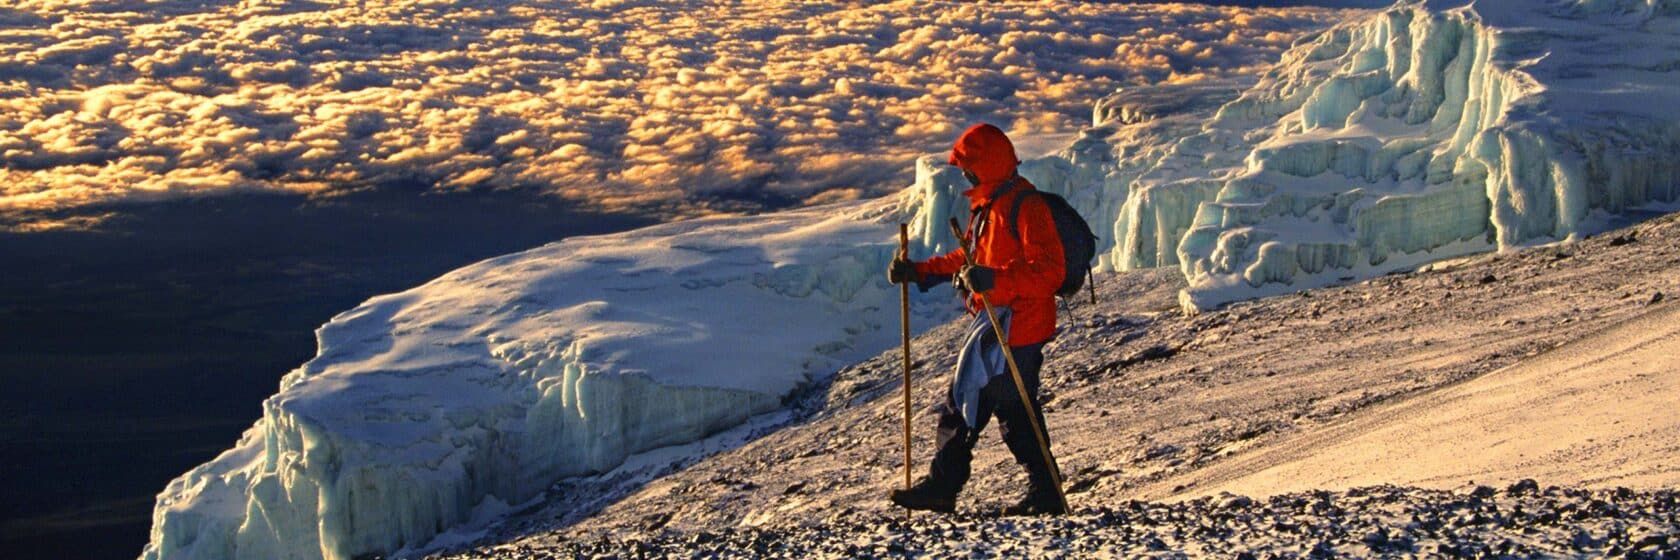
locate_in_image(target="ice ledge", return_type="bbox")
[142,194,972,560]
[1158,0,1680,311]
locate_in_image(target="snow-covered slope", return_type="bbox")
[141,179,981,559]
[1177,301,1680,498]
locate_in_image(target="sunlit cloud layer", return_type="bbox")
[0,0,1351,217]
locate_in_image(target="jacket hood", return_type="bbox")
[947,123,1020,189]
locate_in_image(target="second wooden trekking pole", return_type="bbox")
[949,218,1068,513]
[897,224,914,513]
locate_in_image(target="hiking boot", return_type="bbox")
[1001,487,1067,516]
[888,478,957,513]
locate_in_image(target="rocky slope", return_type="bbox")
[453,484,1679,558]
[427,210,1680,557]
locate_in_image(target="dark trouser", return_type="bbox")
[926,342,1058,496]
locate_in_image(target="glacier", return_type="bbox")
[1076,0,1680,310]
[145,1,1680,558]
[1030,0,1680,309]
[142,166,981,560]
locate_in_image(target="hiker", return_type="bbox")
[887,123,1068,516]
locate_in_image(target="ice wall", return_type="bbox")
[1027,79,1256,273]
[1174,0,1680,310]
[142,195,972,560]
[1020,0,1680,311]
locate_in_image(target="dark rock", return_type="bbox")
[1362,528,1389,549]
[1572,529,1599,550]
[1145,444,1182,460]
[1218,494,1254,509]
[1650,292,1665,305]
[1479,274,1498,284]
[1632,531,1671,550]
[1126,344,1178,365]
[1506,479,1540,495]
[641,511,673,531]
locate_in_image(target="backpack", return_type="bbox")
[974,178,1100,304]
[1009,190,1099,304]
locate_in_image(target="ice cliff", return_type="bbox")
[1034,0,1680,310]
[145,1,1680,558]
[142,167,983,560]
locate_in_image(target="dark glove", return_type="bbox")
[888,257,917,284]
[958,264,995,294]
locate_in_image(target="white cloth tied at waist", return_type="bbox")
[950,307,1010,429]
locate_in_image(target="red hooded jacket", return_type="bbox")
[914,124,1064,346]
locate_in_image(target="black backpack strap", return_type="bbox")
[970,175,1020,242]
[992,175,1020,200]
[1007,188,1040,243]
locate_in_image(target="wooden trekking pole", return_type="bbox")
[897,224,914,511]
[948,218,1068,513]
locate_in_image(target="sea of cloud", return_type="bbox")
[0,0,1352,219]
